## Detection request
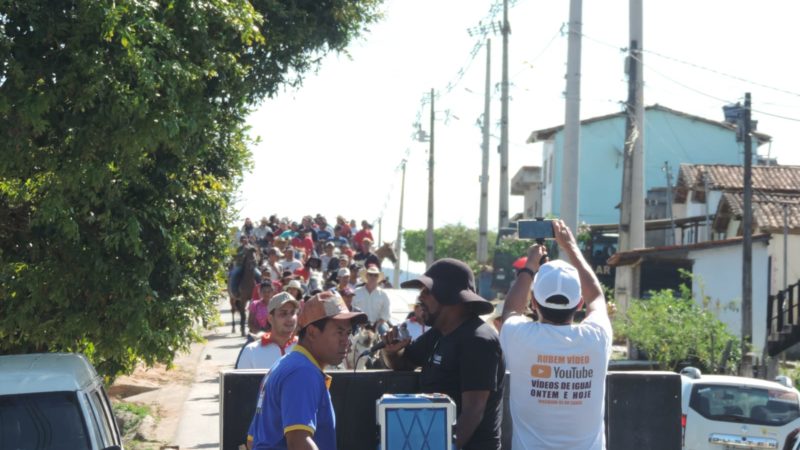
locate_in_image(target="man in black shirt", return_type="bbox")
[382,258,504,450]
[353,237,381,269]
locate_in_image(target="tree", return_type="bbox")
[0,0,382,378]
[618,283,741,373]
[403,224,497,269]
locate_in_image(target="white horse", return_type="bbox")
[345,326,382,371]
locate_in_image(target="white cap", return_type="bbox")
[532,260,581,310]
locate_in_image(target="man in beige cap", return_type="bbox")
[236,292,299,369]
[248,292,367,449]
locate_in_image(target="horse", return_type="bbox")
[228,244,258,336]
[375,241,398,266]
[345,325,387,371]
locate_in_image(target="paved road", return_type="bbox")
[173,296,249,449]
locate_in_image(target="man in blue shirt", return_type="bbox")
[249,292,367,450]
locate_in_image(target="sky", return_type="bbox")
[237,0,800,267]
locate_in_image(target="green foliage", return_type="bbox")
[403,224,496,269]
[114,401,151,419]
[618,284,741,373]
[0,0,382,378]
[494,235,559,262]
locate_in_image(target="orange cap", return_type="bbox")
[298,293,367,329]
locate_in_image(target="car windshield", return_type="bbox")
[690,383,800,426]
[0,391,92,450]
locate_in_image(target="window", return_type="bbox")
[0,392,91,450]
[88,389,116,446]
[690,383,800,426]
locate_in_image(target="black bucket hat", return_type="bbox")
[401,258,494,315]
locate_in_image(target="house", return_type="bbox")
[510,166,543,219]
[674,164,800,295]
[608,235,771,359]
[527,105,771,225]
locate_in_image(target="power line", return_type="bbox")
[642,48,800,98]
[581,31,800,104]
[381,1,530,226]
[629,53,800,123]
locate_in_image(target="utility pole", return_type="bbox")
[498,0,510,229]
[630,0,645,252]
[616,0,644,315]
[394,160,407,288]
[703,171,712,242]
[377,217,382,245]
[742,92,753,376]
[426,88,436,267]
[663,161,675,245]
[478,39,491,265]
[560,0,583,233]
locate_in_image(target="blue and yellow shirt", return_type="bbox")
[249,344,336,450]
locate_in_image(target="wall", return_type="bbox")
[543,108,756,225]
[689,240,770,358]
[767,233,800,295]
[541,140,555,217]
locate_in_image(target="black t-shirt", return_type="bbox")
[403,316,504,450]
[353,251,380,269]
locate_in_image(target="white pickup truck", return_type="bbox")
[0,353,123,450]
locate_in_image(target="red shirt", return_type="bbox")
[353,229,373,249]
[294,267,310,282]
[292,236,314,259]
[339,223,352,238]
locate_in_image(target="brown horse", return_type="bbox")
[375,241,398,266]
[229,244,258,336]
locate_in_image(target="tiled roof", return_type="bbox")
[716,191,800,232]
[675,164,800,203]
[527,104,771,143]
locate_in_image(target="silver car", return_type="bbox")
[681,367,800,450]
[0,353,123,450]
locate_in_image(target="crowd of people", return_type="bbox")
[230,214,402,369]
[239,217,613,450]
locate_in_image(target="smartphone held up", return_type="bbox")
[517,219,555,241]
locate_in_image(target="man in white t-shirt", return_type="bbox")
[500,219,612,450]
[236,292,300,369]
[352,264,391,334]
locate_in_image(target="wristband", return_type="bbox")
[517,267,536,278]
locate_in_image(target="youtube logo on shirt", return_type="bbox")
[530,364,552,378]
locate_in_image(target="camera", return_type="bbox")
[517,219,555,240]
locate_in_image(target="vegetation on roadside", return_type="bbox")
[112,401,152,436]
[404,224,498,270]
[617,281,741,373]
[0,0,383,379]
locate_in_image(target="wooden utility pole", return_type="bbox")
[498,0,510,229]
[742,92,753,375]
[426,89,435,267]
[478,39,491,265]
